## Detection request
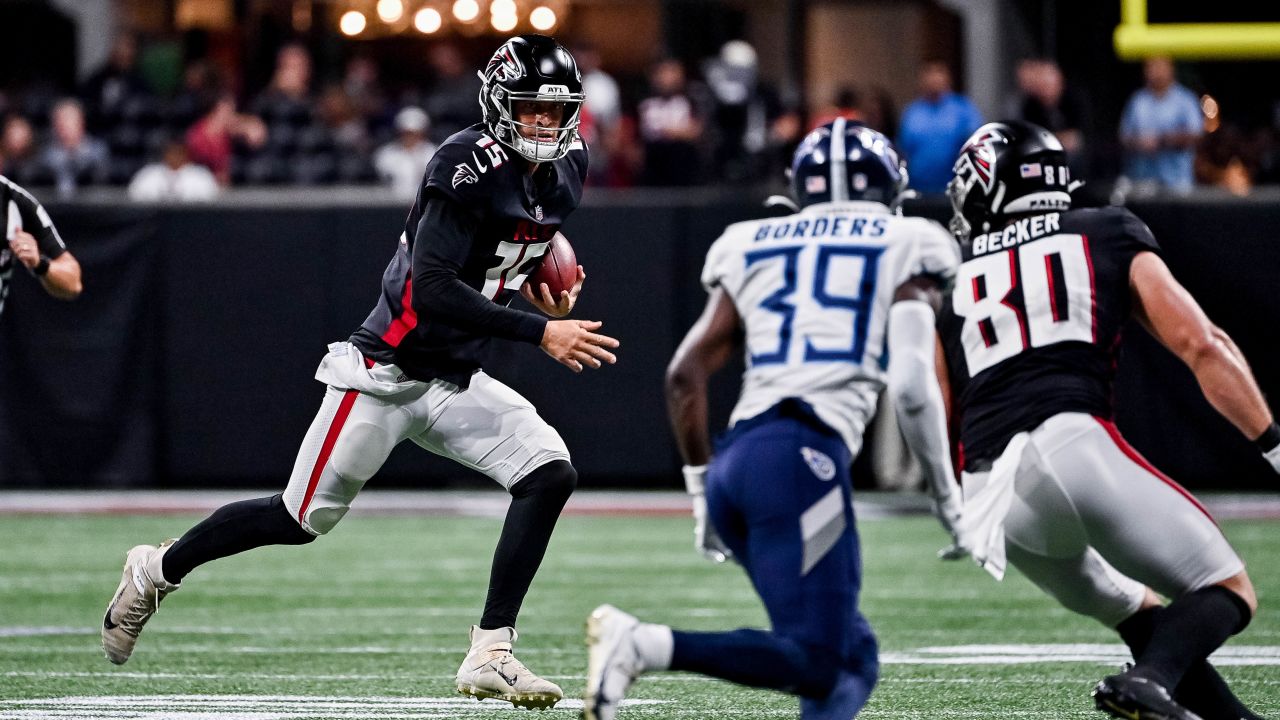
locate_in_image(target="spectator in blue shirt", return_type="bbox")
[1119,57,1202,192]
[897,61,983,194]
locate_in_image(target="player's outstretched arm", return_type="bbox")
[887,279,970,559]
[1130,251,1280,468]
[539,319,618,372]
[665,288,741,467]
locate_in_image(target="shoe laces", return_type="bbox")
[117,574,170,639]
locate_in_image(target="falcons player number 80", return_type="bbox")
[953,233,1096,374]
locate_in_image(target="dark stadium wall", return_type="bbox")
[0,195,1276,489]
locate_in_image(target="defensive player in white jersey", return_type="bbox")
[894,120,1273,720]
[581,120,965,720]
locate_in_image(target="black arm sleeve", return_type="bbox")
[4,178,66,258]
[411,194,548,344]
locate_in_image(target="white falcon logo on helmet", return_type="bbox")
[956,128,1008,194]
[486,46,524,83]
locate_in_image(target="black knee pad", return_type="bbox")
[511,460,577,500]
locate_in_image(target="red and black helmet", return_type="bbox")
[478,34,584,163]
[947,120,1078,243]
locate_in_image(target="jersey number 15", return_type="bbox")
[953,233,1097,374]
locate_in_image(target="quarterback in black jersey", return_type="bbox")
[100,36,618,710]
[893,121,1275,720]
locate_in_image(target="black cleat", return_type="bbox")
[1093,672,1204,720]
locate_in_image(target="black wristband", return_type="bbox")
[1253,423,1280,452]
[33,256,50,276]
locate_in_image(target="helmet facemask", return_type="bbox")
[499,91,583,163]
[946,173,976,244]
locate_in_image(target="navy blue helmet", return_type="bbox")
[789,118,909,209]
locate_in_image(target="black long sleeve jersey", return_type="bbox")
[937,207,1161,471]
[350,124,588,387]
[1,175,68,317]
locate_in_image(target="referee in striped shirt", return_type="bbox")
[1,175,81,312]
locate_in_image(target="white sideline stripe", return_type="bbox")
[0,695,670,719]
[882,643,1280,666]
[0,645,546,655]
[6,670,1279,687]
[0,489,931,520]
[1,671,578,681]
[0,626,85,637]
[7,638,1280,666]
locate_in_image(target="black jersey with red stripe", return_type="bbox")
[937,207,1160,470]
[350,124,588,386]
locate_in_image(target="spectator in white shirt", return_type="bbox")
[374,107,437,200]
[127,140,219,202]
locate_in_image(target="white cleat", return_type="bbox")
[583,605,647,720]
[101,540,179,665]
[455,625,563,710]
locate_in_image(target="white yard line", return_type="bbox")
[0,695,669,720]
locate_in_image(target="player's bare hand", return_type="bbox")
[8,230,41,270]
[540,318,618,372]
[521,265,585,318]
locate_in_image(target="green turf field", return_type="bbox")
[0,510,1276,718]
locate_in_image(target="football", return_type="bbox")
[529,231,578,298]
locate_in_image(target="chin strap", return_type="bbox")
[889,189,920,215]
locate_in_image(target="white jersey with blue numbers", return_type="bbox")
[702,200,959,454]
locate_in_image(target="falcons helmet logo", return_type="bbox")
[485,46,524,83]
[956,127,1008,195]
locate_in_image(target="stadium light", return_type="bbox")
[453,0,480,22]
[377,0,404,24]
[340,10,367,36]
[491,0,517,17]
[415,7,443,33]
[530,6,557,31]
[491,12,518,32]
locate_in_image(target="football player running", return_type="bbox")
[582,119,967,720]
[100,35,618,710]
[895,119,1272,720]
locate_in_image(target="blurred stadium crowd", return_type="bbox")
[1,30,1278,201]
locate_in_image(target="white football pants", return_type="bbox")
[962,412,1243,627]
[282,343,569,535]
